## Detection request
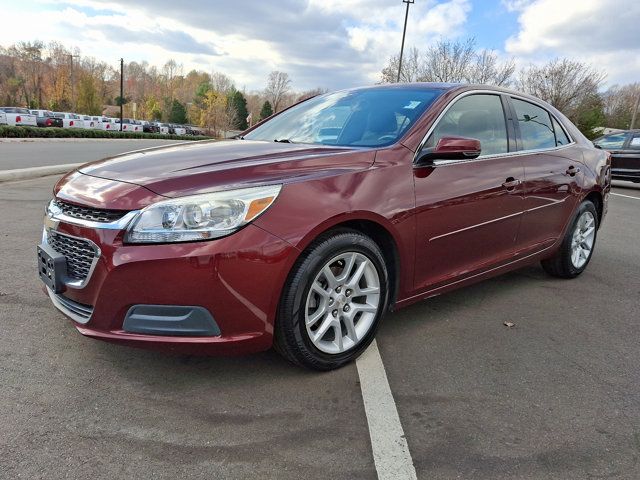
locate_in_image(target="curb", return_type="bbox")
[0,163,82,182]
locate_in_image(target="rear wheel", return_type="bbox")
[274,231,389,370]
[541,200,598,278]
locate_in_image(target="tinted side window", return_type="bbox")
[629,134,640,150]
[552,117,570,146]
[426,94,508,156]
[593,133,628,149]
[512,98,556,150]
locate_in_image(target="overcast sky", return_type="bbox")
[1,0,638,91]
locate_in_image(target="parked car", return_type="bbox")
[96,117,114,131]
[82,116,104,129]
[593,129,640,182]
[0,111,6,125]
[142,120,159,134]
[38,83,610,370]
[30,110,64,128]
[0,107,37,126]
[172,124,187,136]
[53,112,84,129]
[157,122,171,135]
[114,118,142,133]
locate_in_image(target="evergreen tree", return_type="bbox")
[259,101,273,121]
[168,99,188,124]
[230,90,249,130]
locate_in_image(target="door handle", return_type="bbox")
[566,166,581,176]
[502,177,521,191]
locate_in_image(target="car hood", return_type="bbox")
[78,140,375,198]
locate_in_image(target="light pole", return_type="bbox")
[119,58,124,131]
[397,0,414,83]
[67,54,80,110]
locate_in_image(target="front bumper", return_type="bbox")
[43,220,298,355]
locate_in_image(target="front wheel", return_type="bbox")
[541,199,598,278]
[274,231,389,370]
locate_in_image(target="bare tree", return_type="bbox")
[421,38,476,83]
[517,58,606,113]
[296,87,329,102]
[381,47,422,83]
[210,71,234,94]
[380,39,515,86]
[602,83,640,129]
[466,49,515,86]
[264,71,291,112]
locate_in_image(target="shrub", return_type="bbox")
[0,126,214,141]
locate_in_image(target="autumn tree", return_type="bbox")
[76,74,102,115]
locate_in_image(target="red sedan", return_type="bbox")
[38,83,611,370]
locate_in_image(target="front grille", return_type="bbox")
[54,199,127,223]
[47,231,98,282]
[54,293,94,321]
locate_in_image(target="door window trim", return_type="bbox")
[414,89,576,167]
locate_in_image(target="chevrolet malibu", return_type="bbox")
[38,83,611,370]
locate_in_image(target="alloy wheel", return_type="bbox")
[305,252,381,354]
[570,211,596,269]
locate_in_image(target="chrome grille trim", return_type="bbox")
[53,199,127,223]
[46,199,140,230]
[46,287,93,324]
[44,229,100,289]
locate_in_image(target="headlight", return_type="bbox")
[125,185,282,243]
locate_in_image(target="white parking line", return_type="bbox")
[611,192,640,200]
[357,340,417,480]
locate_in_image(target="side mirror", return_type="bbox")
[416,136,482,166]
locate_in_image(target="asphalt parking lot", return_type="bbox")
[1,162,639,478]
[0,139,185,170]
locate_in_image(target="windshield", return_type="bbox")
[244,87,442,147]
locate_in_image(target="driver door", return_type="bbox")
[412,93,525,292]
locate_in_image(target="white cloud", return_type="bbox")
[505,0,640,86]
[0,0,473,91]
[501,0,534,12]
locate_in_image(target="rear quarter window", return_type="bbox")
[512,98,556,150]
[552,117,571,146]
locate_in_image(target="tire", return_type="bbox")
[274,230,389,370]
[541,199,598,279]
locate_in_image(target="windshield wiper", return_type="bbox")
[274,138,294,143]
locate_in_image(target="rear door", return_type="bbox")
[413,92,525,291]
[508,96,582,255]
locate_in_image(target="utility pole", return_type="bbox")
[119,58,124,132]
[68,54,80,110]
[397,0,414,83]
[630,92,640,130]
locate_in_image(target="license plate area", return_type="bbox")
[37,243,67,294]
